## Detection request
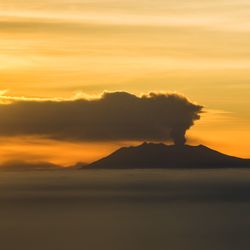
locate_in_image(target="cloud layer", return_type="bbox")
[0,92,203,145]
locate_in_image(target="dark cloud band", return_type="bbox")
[0,91,203,144]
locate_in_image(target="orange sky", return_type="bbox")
[0,0,249,165]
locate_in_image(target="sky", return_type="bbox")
[0,0,249,165]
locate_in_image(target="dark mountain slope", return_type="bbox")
[86,142,250,169]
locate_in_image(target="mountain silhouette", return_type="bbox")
[0,161,62,171]
[85,142,250,169]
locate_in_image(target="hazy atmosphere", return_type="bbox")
[1,169,250,250]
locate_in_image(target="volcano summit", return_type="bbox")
[85,143,250,169]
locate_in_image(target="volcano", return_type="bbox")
[85,142,250,169]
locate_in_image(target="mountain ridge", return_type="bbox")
[84,142,250,169]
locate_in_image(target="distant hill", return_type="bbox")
[85,142,250,169]
[0,161,62,171]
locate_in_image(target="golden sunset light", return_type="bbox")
[0,1,249,165]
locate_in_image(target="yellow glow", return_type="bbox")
[0,136,134,166]
[188,109,250,158]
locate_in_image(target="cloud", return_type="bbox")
[0,91,203,145]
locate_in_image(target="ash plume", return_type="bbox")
[0,91,203,144]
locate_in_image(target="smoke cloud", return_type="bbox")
[0,91,203,144]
